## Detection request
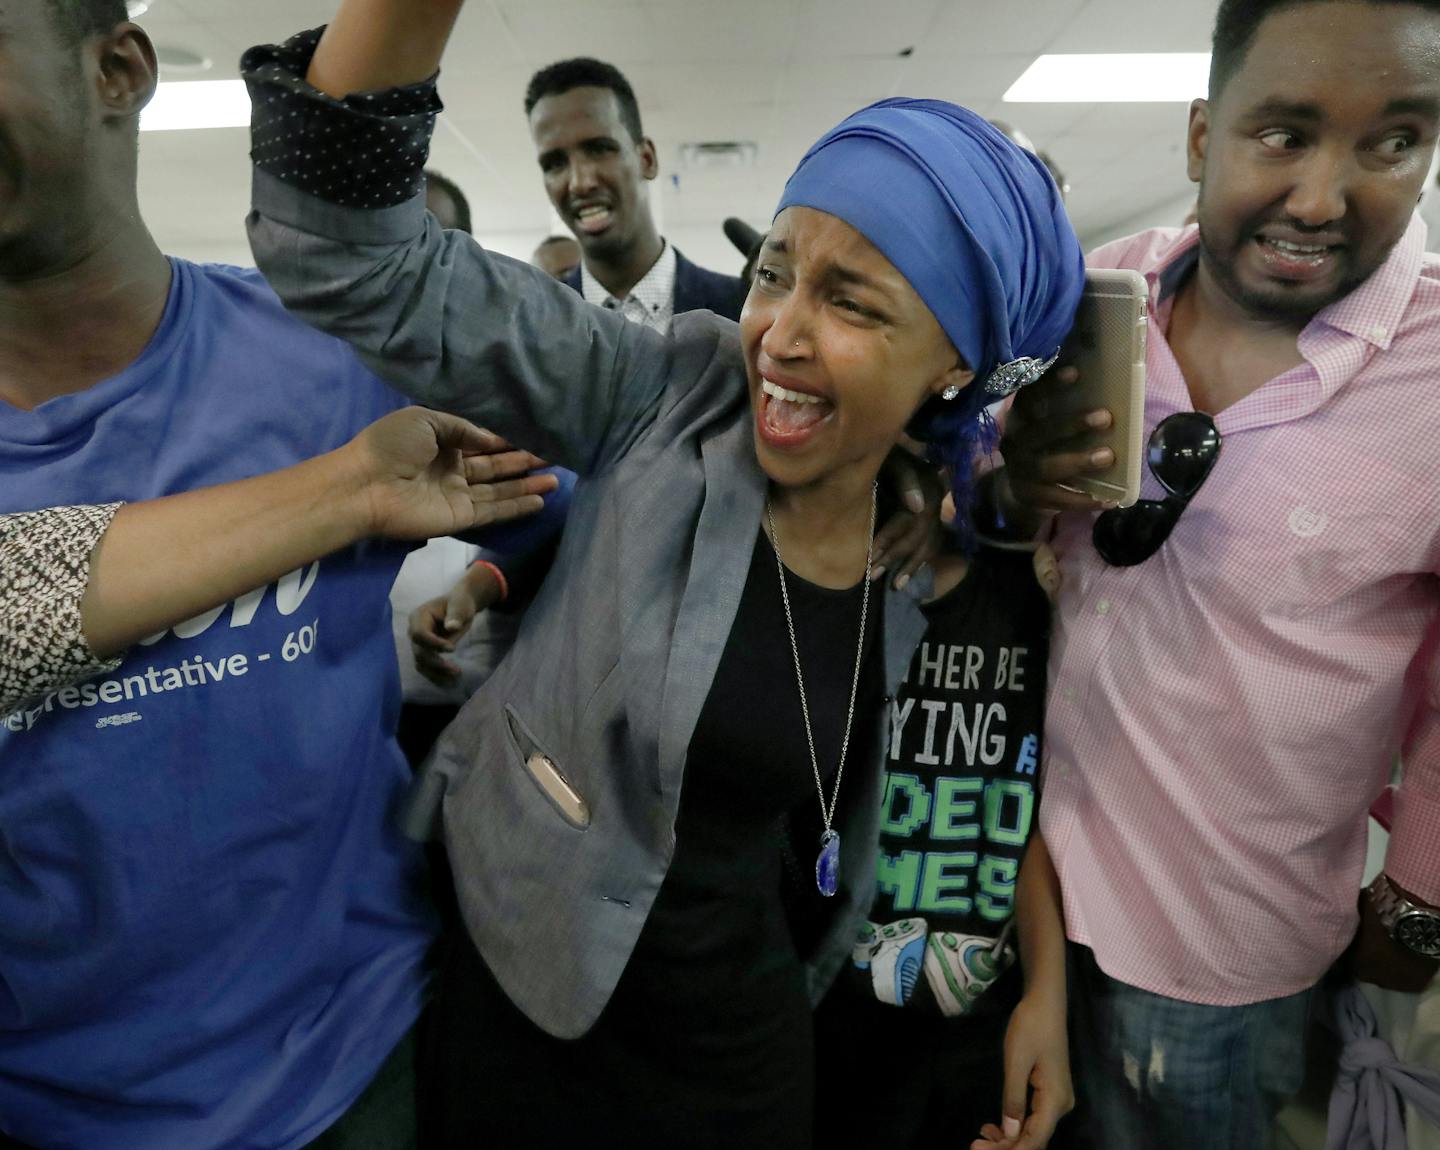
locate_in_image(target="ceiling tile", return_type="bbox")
[898,52,1035,105]
[633,0,804,63]
[789,0,948,57]
[1047,0,1218,53]
[138,0,1232,263]
[924,0,1089,55]
[492,2,655,64]
[776,58,911,107]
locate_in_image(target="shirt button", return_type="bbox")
[1095,599,1111,616]
[1062,687,1077,703]
[1370,325,1387,341]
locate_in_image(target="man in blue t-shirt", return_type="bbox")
[0,5,440,1147]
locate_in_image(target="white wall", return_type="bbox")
[1078,188,1198,252]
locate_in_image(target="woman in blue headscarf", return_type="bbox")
[243,4,1085,1149]
[778,105,1082,1150]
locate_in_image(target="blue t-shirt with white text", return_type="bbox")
[0,260,435,1149]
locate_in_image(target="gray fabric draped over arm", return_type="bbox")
[247,172,677,476]
[242,32,680,474]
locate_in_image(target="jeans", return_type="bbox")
[1066,944,1315,1150]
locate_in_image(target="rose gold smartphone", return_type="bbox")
[1054,268,1149,507]
[505,706,590,828]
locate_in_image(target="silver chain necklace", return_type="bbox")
[764,481,877,898]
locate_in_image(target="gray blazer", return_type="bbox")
[248,171,930,1040]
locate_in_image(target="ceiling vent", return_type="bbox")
[677,142,758,171]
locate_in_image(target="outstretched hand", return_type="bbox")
[345,407,559,541]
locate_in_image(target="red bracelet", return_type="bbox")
[472,559,509,603]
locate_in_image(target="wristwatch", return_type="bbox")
[1368,874,1440,959]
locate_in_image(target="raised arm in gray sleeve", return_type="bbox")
[248,177,679,474]
[244,33,677,476]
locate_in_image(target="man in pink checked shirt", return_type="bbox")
[993,1,1440,1147]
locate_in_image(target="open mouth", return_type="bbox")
[757,379,835,447]
[572,203,614,235]
[1253,234,1341,281]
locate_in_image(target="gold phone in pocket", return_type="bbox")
[505,707,590,828]
[524,753,590,829]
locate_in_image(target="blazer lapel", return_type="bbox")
[650,420,931,821]
[654,414,765,806]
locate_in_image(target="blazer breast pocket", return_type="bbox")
[504,705,591,830]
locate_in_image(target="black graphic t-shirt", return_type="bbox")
[843,544,1050,1017]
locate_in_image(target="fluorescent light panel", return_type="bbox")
[140,80,249,132]
[1004,53,1212,103]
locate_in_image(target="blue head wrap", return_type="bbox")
[775,98,1086,530]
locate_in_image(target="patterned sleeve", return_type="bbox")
[0,504,126,715]
[243,26,440,211]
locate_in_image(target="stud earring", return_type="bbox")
[941,384,962,401]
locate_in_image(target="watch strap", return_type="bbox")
[1369,874,1440,959]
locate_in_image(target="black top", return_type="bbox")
[601,527,886,1142]
[628,525,887,987]
[838,544,1050,1020]
[436,529,887,1149]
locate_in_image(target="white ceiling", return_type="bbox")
[135,0,1217,271]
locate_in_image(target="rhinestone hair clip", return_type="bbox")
[983,347,1061,398]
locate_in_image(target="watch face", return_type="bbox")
[1395,912,1440,959]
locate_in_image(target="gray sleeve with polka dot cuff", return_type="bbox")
[243,28,682,478]
[243,27,441,210]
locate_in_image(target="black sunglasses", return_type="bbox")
[1092,412,1222,567]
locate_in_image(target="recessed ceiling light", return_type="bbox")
[156,45,213,74]
[1003,53,1212,103]
[140,80,249,132]
[156,45,211,73]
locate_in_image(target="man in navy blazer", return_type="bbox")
[525,56,747,327]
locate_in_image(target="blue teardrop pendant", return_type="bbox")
[816,830,841,897]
